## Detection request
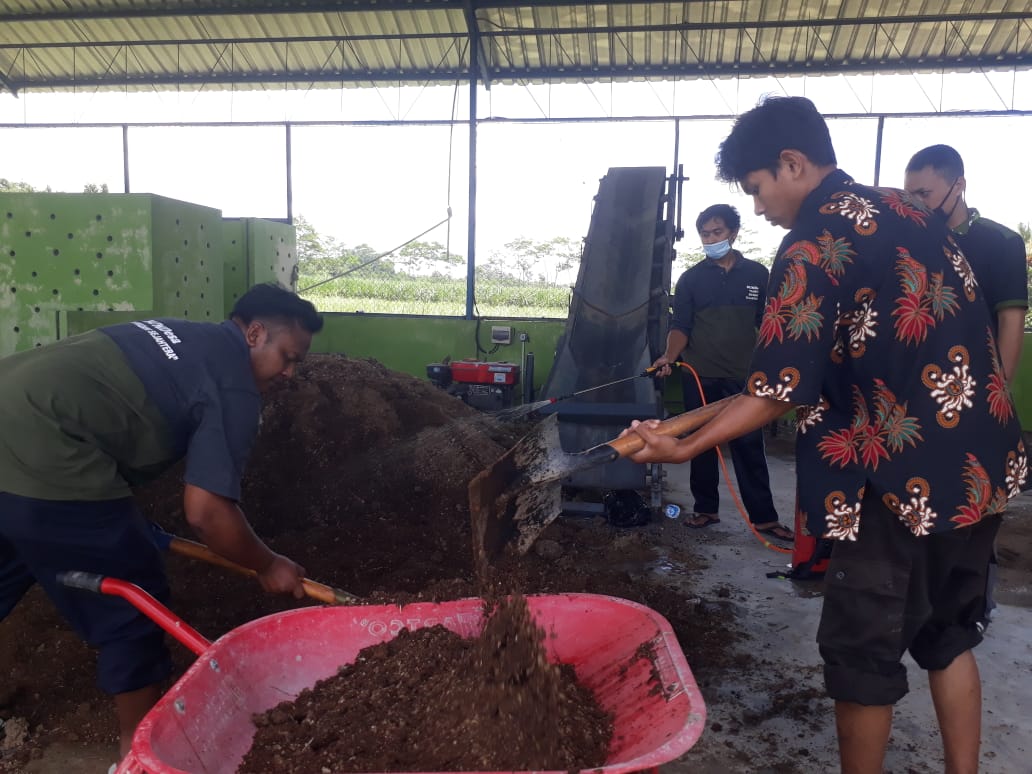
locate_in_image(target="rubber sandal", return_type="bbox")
[686,513,720,529]
[755,524,795,542]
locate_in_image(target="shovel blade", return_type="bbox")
[470,415,567,572]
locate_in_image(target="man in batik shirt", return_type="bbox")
[622,96,1025,774]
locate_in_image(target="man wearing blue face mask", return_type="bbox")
[652,204,791,540]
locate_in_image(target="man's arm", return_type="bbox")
[624,393,792,464]
[183,484,305,598]
[996,307,1026,384]
[653,329,689,375]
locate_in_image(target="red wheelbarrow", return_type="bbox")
[59,572,705,774]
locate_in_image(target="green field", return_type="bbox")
[300,273,570,318]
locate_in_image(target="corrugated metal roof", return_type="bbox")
[0,1,1029,94]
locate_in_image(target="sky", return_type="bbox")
[1,69,1031,272]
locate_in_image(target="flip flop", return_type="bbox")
[756,524,795,542]
[686,513,720,529]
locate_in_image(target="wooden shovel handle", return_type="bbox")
[167,536,360,606]
[604,394,739,458]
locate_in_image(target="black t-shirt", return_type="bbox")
[671,251,769,379]
[101,319,261,501]
[951,210,1029,331]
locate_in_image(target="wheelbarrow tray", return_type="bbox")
[121,593,705,774]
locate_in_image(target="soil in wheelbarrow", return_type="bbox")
[240,596,612,773]
[0,354,740,771]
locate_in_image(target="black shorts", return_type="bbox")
[0,492,173,695]
[816,490,1000,706]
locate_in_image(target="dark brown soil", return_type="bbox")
[240,597,611,773]
[0,354,737,771]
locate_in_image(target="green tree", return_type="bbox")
[82,183,109,193]
[0,178,38,192]
[490,236,583,284]
[392,240,462,276]
[294,214,339,263]
[546,236,583,284]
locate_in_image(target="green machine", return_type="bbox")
[0,193,296,357]
[222,217,299,312]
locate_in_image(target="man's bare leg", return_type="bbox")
[835,701,892,774]
[929,649,981,774]
[114,683,163,758]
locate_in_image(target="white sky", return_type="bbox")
[1,69,1030,266]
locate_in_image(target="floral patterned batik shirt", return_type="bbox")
[748,169,1027,541]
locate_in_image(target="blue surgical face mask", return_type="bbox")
[703,239,732,259]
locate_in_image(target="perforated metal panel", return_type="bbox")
[0,193,155,354]
[247,219,297,291]
[222,219,249,312]
[0,197,299,357]
[150,196,224,323]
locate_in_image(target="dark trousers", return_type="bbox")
[817,490,999,704]
[681,374,780,524]
[0,492,172,695]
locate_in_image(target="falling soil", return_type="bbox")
[240,597,612,773]
[0,354,736,771]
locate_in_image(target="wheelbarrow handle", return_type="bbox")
[57,571,211,656]
[149,524,362,606]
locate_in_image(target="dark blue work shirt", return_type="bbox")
[671,251,770,380]
[101,319,261,501]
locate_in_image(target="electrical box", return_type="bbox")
[491,325,513,345]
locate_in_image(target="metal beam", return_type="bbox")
[9,52,1027,92]
[0,0,755,23]
[465,72,478,320]
[0,1,465,23]
[464,0,491,87]
[476,13,1030,36]
[1,12,1021,42]
[0,32,465,51]
[5,69,470,89]
[5,108,1032,136]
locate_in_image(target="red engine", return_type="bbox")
[426,359,521,410]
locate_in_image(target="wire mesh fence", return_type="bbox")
[296,235,577,318]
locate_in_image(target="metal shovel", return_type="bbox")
[469,394,737,571]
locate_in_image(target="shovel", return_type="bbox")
[470,394,738,568]
[149,523,362,606]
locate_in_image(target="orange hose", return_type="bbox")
[676,362,792,555]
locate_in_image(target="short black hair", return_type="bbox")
[230,282,324,334]
[716,96,837,184]
[696,204,741,234]
[905,144,965,181]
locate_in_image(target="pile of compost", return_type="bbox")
[240,596,612,773]
[0,354,738,770]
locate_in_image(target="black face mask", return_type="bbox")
[933,178,960,221]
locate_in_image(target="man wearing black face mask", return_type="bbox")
[904,145,1028,384]
[652,204,791,539]
[905,144,1029,636]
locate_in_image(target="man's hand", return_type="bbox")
[258,554,307,599]
[651,355,675,378]
[618,393,792,466]
[619,419,687,463]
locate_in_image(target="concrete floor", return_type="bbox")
[16,444,1031,774]
[655,447,1032,774]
